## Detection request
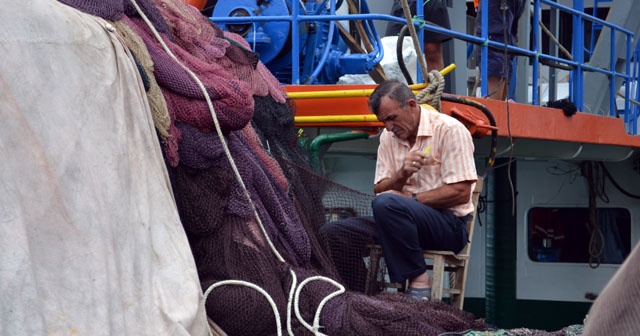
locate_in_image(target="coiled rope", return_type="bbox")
[416,69,445,111]
[128,1,345,335]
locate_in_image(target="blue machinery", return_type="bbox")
[212,0,385,84]
[209,0,639,135]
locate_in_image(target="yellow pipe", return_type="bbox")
[295,115,380,123]
[438,63,456,77]
[288,89,388,99]
[286,63,456,99]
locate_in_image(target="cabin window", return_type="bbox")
[527,207,631,264]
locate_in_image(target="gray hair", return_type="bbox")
[368,79,416,115]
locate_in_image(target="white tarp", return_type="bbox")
[0,1,209,334]
[337,36,418,85]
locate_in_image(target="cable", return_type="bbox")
[498,0,516,216]
[499,0,509,98]
[399,0,429,82]
[599,161,640,199]
[396,25,415,85]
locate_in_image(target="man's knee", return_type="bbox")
[371,193,396,214]
[372,193,412,229]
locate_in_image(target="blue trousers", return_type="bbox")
[474,0,526,78]
[371,193,469,283]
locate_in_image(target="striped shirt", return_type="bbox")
[374,105,477,217]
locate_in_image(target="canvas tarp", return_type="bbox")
[0,0,209,334]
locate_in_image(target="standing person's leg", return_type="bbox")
[422,0,451,72]
[423,42,444,73]
[387,0,451,73]
[371,193,468,299]
[476,0,525,100]
[487,76,508,100]
[499,0,525,100]
[509,0,527,42]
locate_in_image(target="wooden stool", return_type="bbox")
[365,177,483,310]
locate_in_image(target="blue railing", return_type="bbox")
[548,1,632,115]
[209,0,638,134]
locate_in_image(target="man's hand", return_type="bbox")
[400,150,428,178]
[374,150,429,194]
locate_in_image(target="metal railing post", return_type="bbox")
[480,0,489,98]
[532,0,541,105]
[571,0,585,112]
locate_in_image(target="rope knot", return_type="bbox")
[416,70,445,111]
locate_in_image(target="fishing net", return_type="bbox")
[58,0,489,334]
[167,97,487,335]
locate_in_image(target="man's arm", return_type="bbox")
[373,175,408,195]
[414,180,473,209]
[418,117,476,209]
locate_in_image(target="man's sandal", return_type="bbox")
[406,286,431,302]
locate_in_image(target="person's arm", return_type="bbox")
[374,174,408,195]
[416,118,477,208]
[414,180,473,209]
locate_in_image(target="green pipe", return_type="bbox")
[309,131,370,171]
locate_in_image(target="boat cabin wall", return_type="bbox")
[513,159,640,302]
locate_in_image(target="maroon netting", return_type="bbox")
[124,12,256,166]
[153,0,288,104]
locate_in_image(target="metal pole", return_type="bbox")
[548,0,559,103]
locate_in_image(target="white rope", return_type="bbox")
[293,276,346,335]
[286,269,298,336]
[399,0,428,83]
[128,1,346,335]
[203,281,282,336]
